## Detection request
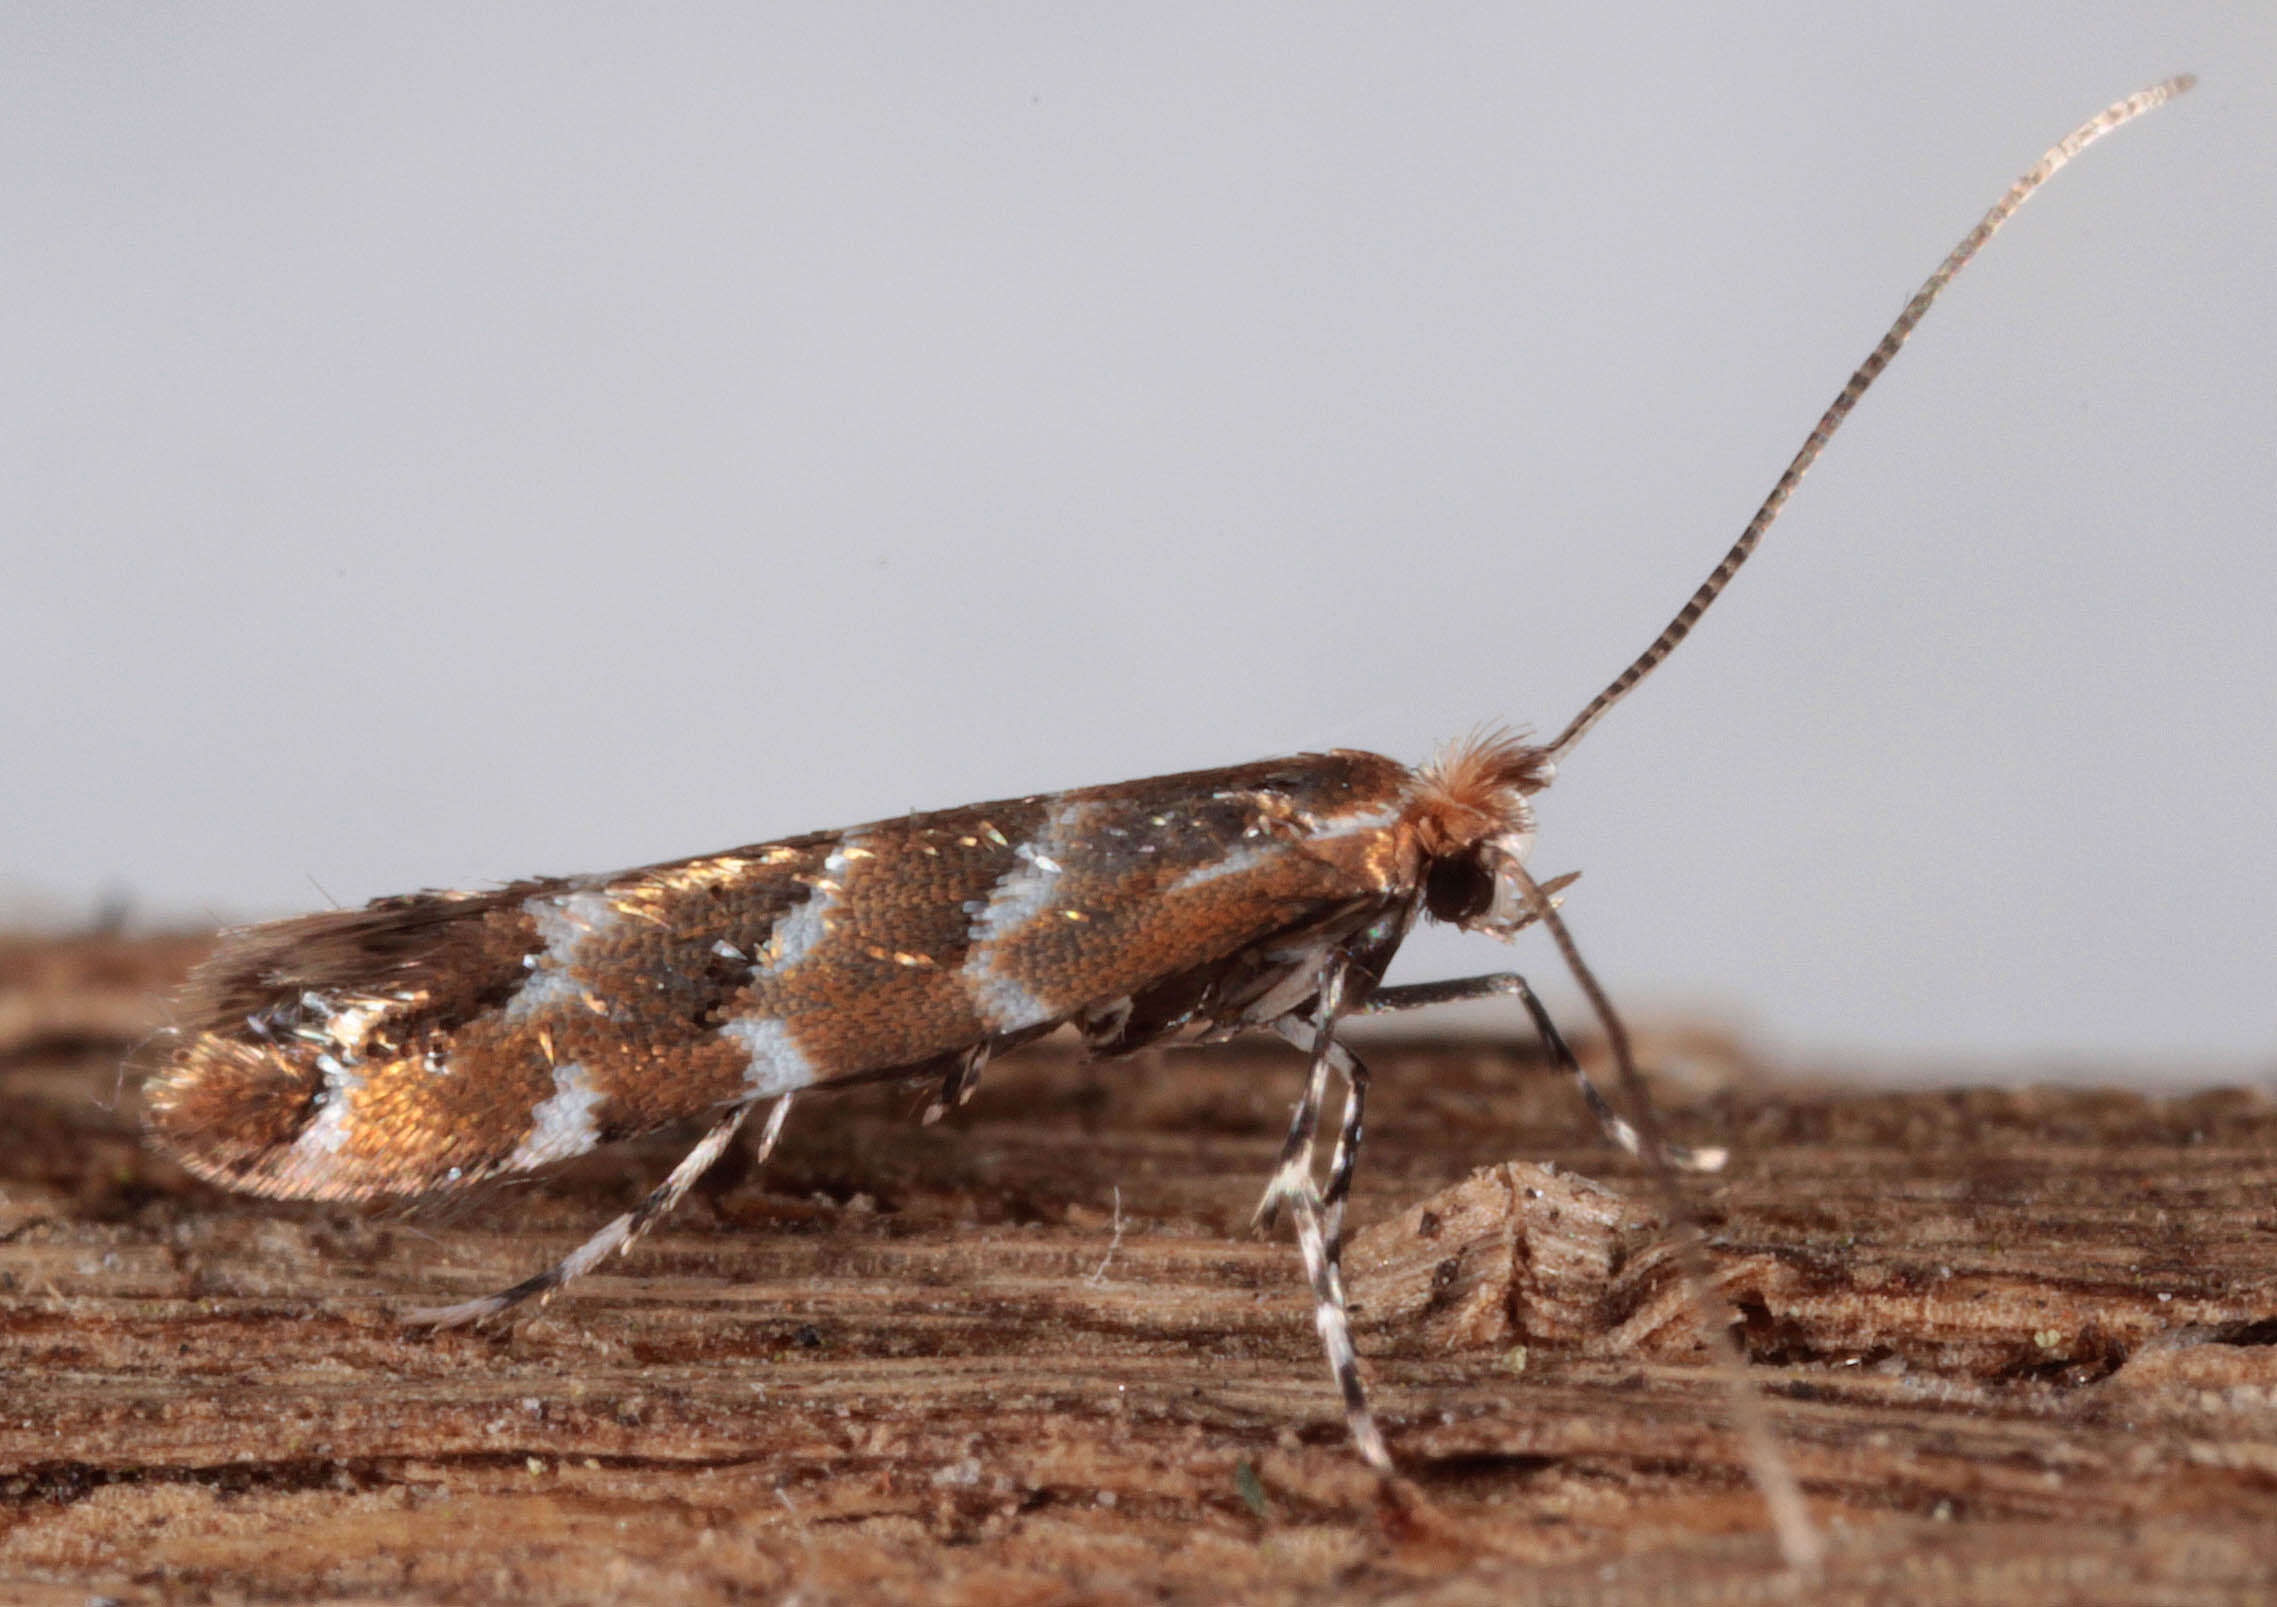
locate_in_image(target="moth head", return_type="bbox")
[1410,731,1555,931]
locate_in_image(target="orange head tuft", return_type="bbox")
[1407,729,1555,860]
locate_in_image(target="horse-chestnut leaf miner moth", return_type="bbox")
[146,80,2192,1521]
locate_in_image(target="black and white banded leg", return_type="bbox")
[1264,1016,1370,1297]
[1285,1165,1388,1470]
[1249,965,1349,1233]
[1267,973,1392,1470]
[1360,973,1727,1173]
[1250,967,1732,1473]
[411,1094,797,1328]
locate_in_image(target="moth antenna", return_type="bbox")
[1546,75,2194,763]
[1507,860,1822,1572]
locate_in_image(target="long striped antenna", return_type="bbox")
[1546,76,2194,763]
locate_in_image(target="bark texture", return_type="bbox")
[3,933,2275,1604]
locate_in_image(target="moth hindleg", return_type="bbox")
[409,1094,795,1328]
[920,1044,992,1126]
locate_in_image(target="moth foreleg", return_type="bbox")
[409,1094,795,1329]
[1362,974,1727,1173]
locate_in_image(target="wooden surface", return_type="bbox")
[3,933,2276,1604]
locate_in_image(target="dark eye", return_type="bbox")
[1424,854,1495,923]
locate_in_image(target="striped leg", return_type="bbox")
[1250,1048,1331,1233]
[1361,974,1726,1173]
[1248,962,1353,1232]
[1285,1164,1391,1471]
[1264,971,1391,1471]
[410,1094,796,1328]
[1264,1018,1370,1298]
[1318,1039,1369,1266]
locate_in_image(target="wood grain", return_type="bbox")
[3,933,2275,1604]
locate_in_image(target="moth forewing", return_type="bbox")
[147,747,1529,1200]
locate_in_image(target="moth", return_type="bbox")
[146,80,2190,1481]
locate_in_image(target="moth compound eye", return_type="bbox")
[1424,853,1496,924]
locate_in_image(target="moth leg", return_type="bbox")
[1249,1045,1331,1233]
[920,1044,991,1126]
[1361,974,1726,1173]
[1263,1017,1370,1294]
[1318,1040,1370,1272]
[1285,1167,1391,1471]
[1249,963,1353,1232]
[1267,981,1391,1471]
[410,1094,795,1328]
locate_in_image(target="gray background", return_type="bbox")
[7,6,2273,1076]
